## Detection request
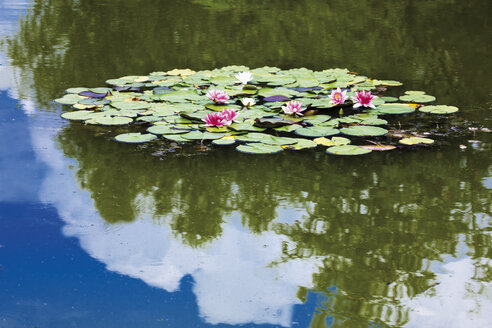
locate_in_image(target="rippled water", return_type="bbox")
[0,0,491,327]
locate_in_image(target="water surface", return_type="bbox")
[0,0,491,327]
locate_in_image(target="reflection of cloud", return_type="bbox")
[30,110,320,327]
[404,257,492,328]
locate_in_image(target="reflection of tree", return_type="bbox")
[4,0,492,110]
[57,118,491,326]
[272,150,492,327]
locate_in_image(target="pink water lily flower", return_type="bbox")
[221,108,239,124]
[202,112,229,127]
[282,100,305,116]
[329,88,348,105]
[206,89,230,104]
[351,91,377,109]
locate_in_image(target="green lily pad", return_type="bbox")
[314,136,351,146]
[287,138,318,150]
[229,122,266,132]
[65,87,89,94]
[259,135,298,146]
[378,80,403,86]
[55,94,86,105]
[399,137,435,145]
[111,101,150,111]
[93,116,133,126]
[61,110,94,121]
[399,94,436,103]
[380,96,399,102]
[147,125,187,135]
[181,131,226,140]
[326,145,372,155]
[340,126,388,136]
[212,137,236,146]
[376,103,415,114]
[90,87,112,94]
[137,115,164,123]
[114,133,157,143]
[295,126,340,137]
[404,90,426,95]
[236,143,283,154]
[419,105,459,114]
[274,124,301,132]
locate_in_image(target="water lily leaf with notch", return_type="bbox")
[137,115,163,123]
[399,94,436,103]
[66,87,89,94]
[399,137,435,145]
[340,126,388,136]
[376,103,415,114]
[61,110,94,120]
[419,105,459,114]
[114,133,157,143]
[258,87,299,98]
[314,136,351,146]
[235,132,269,143]
[380,96,399,102]
[210,75,237,86]
[359,117,388,125]
[236,143,283,154]
[180,111,210,121]
[90,87,112,94]
[159,89,203,102]
[111,101,150,111]
[79,90,108,98]
[274,124,301,132]
[181,131,226,140]
[147,125,187,135]
[212,136,236,146]
[303,115,332,125]
[294,77,319,88]
[206,126,230,133]
[78,98,110,106]
[377,80,403,86]
[404,91,426,95]
[326,145,372,155]
[258,135,298,146]
[229,122,266,132]
[254,117,295,128]
[286,138,318,150]
[266,76,296,86]
[295,126,340,137]
[238,108,272,120]
[73,103,96,110]
[93,116,133,126]
[167,68,196,77]
[308,99,336,108]
[55,94,86,105]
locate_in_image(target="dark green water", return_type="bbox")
[1,0,491,327]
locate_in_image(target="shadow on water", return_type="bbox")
[1,0,492,327]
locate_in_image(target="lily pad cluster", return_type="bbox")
[55,66,460,155]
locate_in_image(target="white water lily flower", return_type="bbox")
[241,97,256,107]
[235,71,253,85]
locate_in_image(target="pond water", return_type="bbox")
[0,0,491,327]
